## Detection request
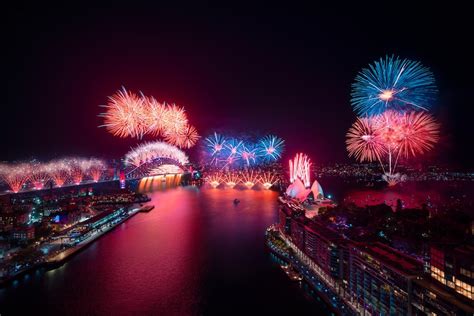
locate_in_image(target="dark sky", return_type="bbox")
[3,4,473,168]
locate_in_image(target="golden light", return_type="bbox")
[379,89,394,101]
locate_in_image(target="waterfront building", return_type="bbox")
[277,198,474,315]
[412,277,474,315]
[348,242,423,315]
[430,244,474,301]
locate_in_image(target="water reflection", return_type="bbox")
[0,186,328,315]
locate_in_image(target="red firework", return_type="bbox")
[144,96,167,136]
[346,117,386,162]
[164,125,200,149]
[397,111,440,158]
[46,161,70,187]
[346,110,440,182]
[161,104,188,134]
[30,163,51,190]
[0,163,30,193]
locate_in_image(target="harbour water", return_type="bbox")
[0,187,330,315]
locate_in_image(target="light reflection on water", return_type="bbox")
[0,186,329,315]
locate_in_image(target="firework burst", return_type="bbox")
[161,104,188,135]
[242,170,258,189]
[258,135,285,161]
[144,96,167,136]
[240,143,258,166]
[346,110,440,185]
[86,158,106,182]
[30,162,50,190]
[46,160,71,187]
[223,173,240,188]
[165,125,200,149]
[396,111,440,158]
[99,88,199,148]
[0,163,30,193]
[206,173,222,188]
[260,172,278,189]
[125,141,189,168]
[99,87,148,138]
[289,153,311,188]
[351,55,437,116]
[205,132,227,155]
[346,117,386,163]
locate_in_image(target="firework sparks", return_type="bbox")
[260,172,278,189]
[258,135,285,161]
[99,88,199,148]
[240,143,258,166]
[242,170,258,189]
[46,160,71,187]
[144,96,167,136]
[125,141,189,168]
[289,153,311,188]
[205,132,227,155]
[346,110,440,184]
[0,163,30,193]
[346,117,385,163]
[30,162,50,190]
[161,104,188,135]
[206,173,222,188]
[99,87,148,139]
[223,173,240,188]
[86,158,106,182]
[351,55,437,116]
[165,125,200,149]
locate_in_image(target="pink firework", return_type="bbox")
[0,163,30,193]
[30,163,50,190]
[100,88,148,139]
[46,160,71,187]
[87,159,106,182]
[289,153,311,187]
[346,117,386,163]
[346,110,440,185]
[396,111,440,158]
[67,159,89,185]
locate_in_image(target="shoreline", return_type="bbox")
[0,204,153,287]
[265,226,356,316]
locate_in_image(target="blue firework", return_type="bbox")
[239,142,259,166]
[205,132,227,155]
[257,135,285,161]
[351,55,437,116]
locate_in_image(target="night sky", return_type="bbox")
[4,4,472,168]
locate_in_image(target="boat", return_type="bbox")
[139,205,154,213]
[280,264,303,281]
[233,199,240,205]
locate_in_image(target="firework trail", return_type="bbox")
[289,153,311,188]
